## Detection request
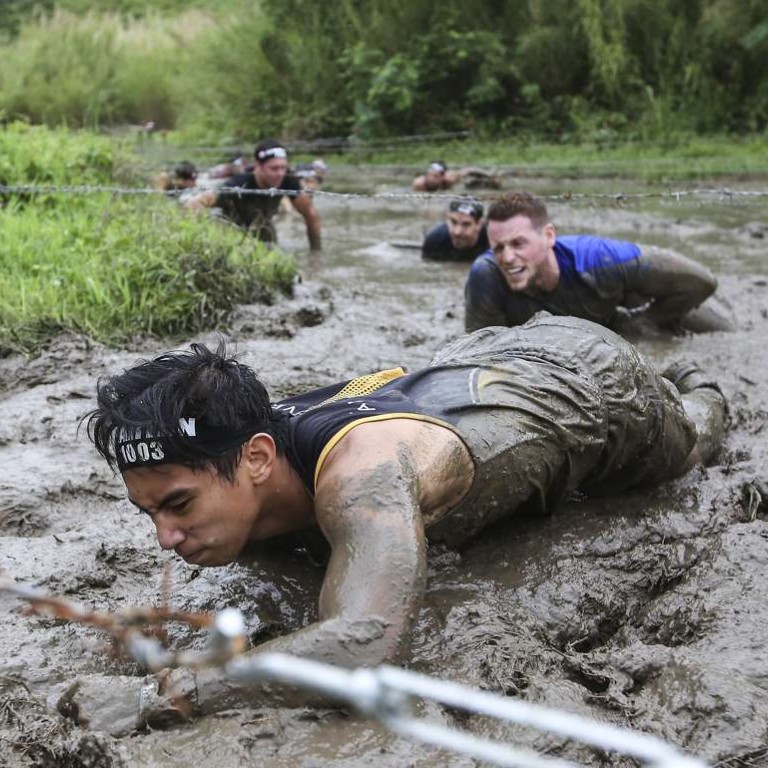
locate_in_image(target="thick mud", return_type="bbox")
[1,172,767,767]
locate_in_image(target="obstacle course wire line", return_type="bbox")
[0,578,706,768]
[1,183,767,204]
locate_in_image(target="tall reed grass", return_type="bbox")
[0,9,213,128]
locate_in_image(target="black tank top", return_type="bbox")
[274,366,478,493]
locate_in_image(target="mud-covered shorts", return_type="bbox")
[426,313,697,543]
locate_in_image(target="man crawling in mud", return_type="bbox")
[73,313,726,734]
[465,191,736,335]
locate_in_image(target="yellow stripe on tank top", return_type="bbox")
[313,413,454,490]
[311,367,407,410]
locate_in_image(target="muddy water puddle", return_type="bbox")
[1,171,768,766]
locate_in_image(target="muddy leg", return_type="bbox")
[679,295,737,333]
[662,362,727,469]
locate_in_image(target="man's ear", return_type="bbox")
[242,433,277,485]
[544,222,556,247]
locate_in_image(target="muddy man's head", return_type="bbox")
[446,197,485,250]
[86,344,289,567]
[487,191,560,296]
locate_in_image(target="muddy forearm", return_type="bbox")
[192,459,427,715]
[184,189,216,211]
[191,614,393,713]
[304,206,322,251]
[294,195,322,251]
[465,298,507,332]
[630,248,717,325]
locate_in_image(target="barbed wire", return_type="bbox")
[2,183,768,204]
[0,577,705,768]
[133,130,474,156]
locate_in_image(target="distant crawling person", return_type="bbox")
[465,191,736,335]
[185,139,322,251]
[422,197,489,262]
[66,312,727,734]
[293,158,328,191]
[413,161,500,193]
[412,160,461,192]
[153,161,198,200]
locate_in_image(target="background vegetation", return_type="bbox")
[0,124,296,353]
[1,0,767,142]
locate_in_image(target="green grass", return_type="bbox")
[0,122,296,354]
[144,132,768,184]
[0,199,296,353]
[0,121,133,191]
[334,134,768,182]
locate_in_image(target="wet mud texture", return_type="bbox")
[1,175,768,767]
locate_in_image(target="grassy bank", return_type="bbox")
[0,200,295,353]
[1,124,296,354]
[333,134,768,182]
[142,133,768,184]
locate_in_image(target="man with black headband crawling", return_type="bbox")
[186,138,322,251]
[465,191,736,335]
[421,197,489,262]
[68,314,726,733]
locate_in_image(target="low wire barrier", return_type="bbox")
[0,578,705,768]
[1,183,767,204]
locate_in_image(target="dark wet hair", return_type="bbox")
[86,342,288,481]
[487,192,550,229]
[173,161,197,181]
[254,138,288,163]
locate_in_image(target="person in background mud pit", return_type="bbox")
[465,191,736,335]
[412,160,462,192]
[153,161,198,202]
[413,161,500,193]
[185,139,322,251]
[293,158,328,191]
[421,197,490,262]
[65,312,727,735]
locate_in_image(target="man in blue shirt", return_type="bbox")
[464,191,735,334]
[421,198,490,262]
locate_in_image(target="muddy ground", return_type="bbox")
[1,170,767,767]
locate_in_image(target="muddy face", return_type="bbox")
[487,215,559,293]
[122,463,261,567]
[1,170,768,766]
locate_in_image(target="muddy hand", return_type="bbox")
[56,670,197,736]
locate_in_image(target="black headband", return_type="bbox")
[449,198,484,220]
[114,418,261,471]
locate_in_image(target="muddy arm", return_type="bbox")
[464,258,520,332]
[192,456,427,715]
[183,189,217,211]
[625,248,717,328]
[291,192,323,251]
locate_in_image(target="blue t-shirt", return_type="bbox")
[422,222,490,262]
[464,235,643,331]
